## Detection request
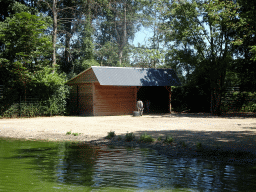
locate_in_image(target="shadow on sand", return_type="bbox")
[142,112,256,119]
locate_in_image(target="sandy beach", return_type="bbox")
[1,113,256,154]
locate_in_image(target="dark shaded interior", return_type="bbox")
[137,86,169,113]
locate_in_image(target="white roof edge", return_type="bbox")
[66,67,93,84]
[91,66,172,70]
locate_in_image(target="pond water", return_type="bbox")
[0,138,256,192]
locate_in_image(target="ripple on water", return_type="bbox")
[1,138,256,192]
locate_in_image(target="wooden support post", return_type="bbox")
[77,85,79,115]
[92,83,95,116]
[165,86,172,113]
[169,87,172,113]
[135,86,141,110]
[135,87,137,110]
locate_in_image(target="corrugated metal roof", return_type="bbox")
[91,66,181,86]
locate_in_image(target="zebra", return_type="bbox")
[137,100,144,116]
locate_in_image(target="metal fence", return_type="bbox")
[222,87,255,112]
[0,85,3,99]
[16,96,41,117]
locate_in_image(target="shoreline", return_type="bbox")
[1,133,256,166]
[1,114,256,165]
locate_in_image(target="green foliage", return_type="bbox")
[0,66,70,117]
[250,46,256,61]
[30,67,70,115]
[125,132,135,142]
[172,85,210,113]
[160,0,246,115]
[157,136,162,141]
[0,12,52,68]
[72,133,81,136]
[139,132,154,143]
[66,131,72,135]
[0,11,66,117]
[180,141,187,148]
[196,142,202,150]
[72,59,100,76]
[163,136,173,144]
[221,91,256,112]
[117,135,122,140]
[251,104,256,112]
[66,131,81,136]
[106,131,116,139]
[96,41,120,66]
[130,45,166,68]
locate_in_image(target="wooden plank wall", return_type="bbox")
[94,83,136,116]
[68,68,98,84]
[78,83,93,116]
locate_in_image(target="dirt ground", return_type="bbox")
[1,112,256,154]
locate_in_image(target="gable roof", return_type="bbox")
[67,66,182,86]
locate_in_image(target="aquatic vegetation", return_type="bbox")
[139,133,154,143]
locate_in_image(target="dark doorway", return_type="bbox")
[137,86,169,113]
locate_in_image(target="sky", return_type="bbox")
[131,27,154,47]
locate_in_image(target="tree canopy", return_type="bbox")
[0,0,255,116]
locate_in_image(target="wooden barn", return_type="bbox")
[66,66,181,116]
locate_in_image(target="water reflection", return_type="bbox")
[0,138,256,191]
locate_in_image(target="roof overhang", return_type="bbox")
[66,66,182,86]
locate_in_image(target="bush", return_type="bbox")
[252,104,256,112]
[172,85,210,113]
[139,133,154,143]
[0,66,71,117]
[125,132,135,142]
[222,91,256,112]
[157,136,162,141]
[66,131,72,135]
[106,131,115,139]
[180,141,187,148]
[196,142,202,150]
[163,136,173,144]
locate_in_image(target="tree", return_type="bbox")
[231,0,256,92]
[160,0,245,115]
[0,9,70,115]
[95,0,145,66]
[0,11,52,102]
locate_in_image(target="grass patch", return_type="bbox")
[139,132,154,143]
[157,136,162,141]
[196,142,202,150]
[66,131,81,136]
[117,135,122,141]
[180,141,187,148]
[106,131,115,139]
[72,133,81,136]
[163,136,173,144]
[66,131,72,135]
[125,132,135,142]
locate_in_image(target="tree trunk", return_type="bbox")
[52,0,57,71]
[64,20,71,72]
[118,50,122,66]
[117,2,127,66]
